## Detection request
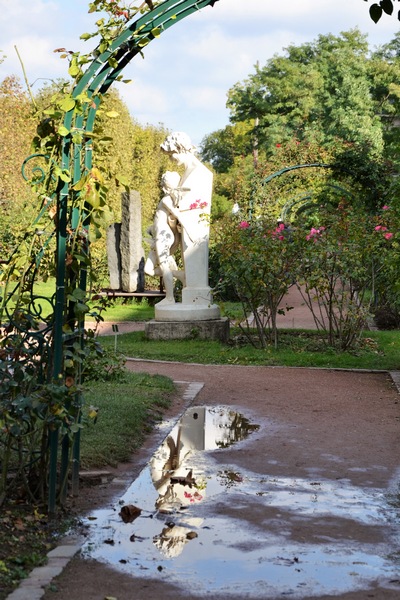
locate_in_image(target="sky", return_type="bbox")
[1,0,400,146]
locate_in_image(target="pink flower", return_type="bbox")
[384,232,393,240]
[375,225,388,232]
[239,221,250,229]
[190,199,205,210]
[382,205,390,210]
[306,226,325,241]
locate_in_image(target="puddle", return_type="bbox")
[81,405,400,598]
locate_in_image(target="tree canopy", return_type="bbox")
[225,29,399,162]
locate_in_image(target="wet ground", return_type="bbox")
[41,364,400,600]
[80,405,400,599]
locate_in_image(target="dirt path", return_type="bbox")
[33,361,400,600]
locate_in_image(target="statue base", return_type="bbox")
[155,301,221,322]
[145,317,230,342]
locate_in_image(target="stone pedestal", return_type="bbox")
[155,303,221,321]
[106,223,122,290]
[145,317,230,342]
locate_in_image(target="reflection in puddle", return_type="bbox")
[81,405,400,598]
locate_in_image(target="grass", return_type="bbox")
[88,297,155,322]
[100,329,400,371]
[80,371,175,468]
[30,279,156,322]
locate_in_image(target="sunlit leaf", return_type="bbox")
[59,97,76,112]
[57,125,70,137]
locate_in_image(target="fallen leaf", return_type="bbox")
[119,504,142,523]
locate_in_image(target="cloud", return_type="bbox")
[116,78,172,117]
[181,84,225,110]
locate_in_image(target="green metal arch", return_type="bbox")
[48,0,221,512]
[55,0,222,370]
[280,184,355,222]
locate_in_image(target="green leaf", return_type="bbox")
[115,173,130,187]
[72,176,88,192]
[108,57,118,69]
[105,110,119,118]
[59,169,71,183]
[58,125,70,137]
[70,423,83,433]
[138,37,150,48]
[80,32,93,40]
[68,58,81,78]
[59,97,76,112]
[151,27,162,38]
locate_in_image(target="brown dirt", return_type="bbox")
[40,360,400,600]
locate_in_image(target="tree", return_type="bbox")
[227,30,386,162]
[200,122,252,173]
[369,32,400,166]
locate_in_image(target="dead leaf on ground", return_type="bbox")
[119,504,142,523]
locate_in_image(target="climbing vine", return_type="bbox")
[0,0,167,508]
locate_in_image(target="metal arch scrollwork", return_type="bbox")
[21,153,54,185]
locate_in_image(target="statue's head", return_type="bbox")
[161,132,196,154]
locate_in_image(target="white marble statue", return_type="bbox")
[144,170,186,305]
[148,131,220,321]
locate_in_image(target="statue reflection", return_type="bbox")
[150,406,259,557]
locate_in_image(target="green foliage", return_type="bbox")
[80,331,126,382]
[0,77,37,255]
[215,213,300,348]
[0,1,168,509]
[224,29,400,195]
[228,30,381,154]
[214,191,394,351]
[200,122,253,173]
[295,202,383,349]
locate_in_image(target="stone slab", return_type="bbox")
[145,318,230,342]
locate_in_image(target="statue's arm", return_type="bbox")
[161,196,182,222]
